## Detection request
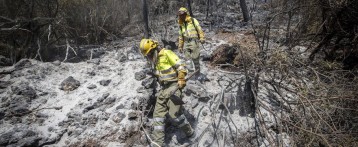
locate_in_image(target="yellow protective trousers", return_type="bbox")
[151,82,194,147]
[184,40,200,72]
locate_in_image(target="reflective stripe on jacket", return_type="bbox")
[178,16,205,49]
[155,48,186,82]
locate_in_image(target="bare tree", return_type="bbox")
[142,0,151,38]
[206,0,211,19]
[186,0,194,17]
[239,0,250,22]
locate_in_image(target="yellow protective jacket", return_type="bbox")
[178,15,205,49]
[155,48,186,82]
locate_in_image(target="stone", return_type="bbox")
[97,93,110,102]
[11,70,24,78]
[131,102,138,110]
[35,112,48,118]
[52,60,61,66]
[191,98,199,109]
[99,79,111,86]
[48,127,54,132]
[18,136,40,146]
[86,48,105,59]
[128,111,138,120]
[198,96,210,102]
[202,111,208,116]
[0,81,12,89]
[116,104,125,110]
[0,131,12,146]
[183,84,197,96]
[38,92,49,96]
[11,82,37,99]
[117,53,127,62]
[141,78,154,89]
[37,118,45,124]
[84,105,95,112]
[197,73,210,83]
[128,46,143,60]
[59,76,80,91]
[104,96,116,104]
[14,59,32,70]
[87,71,96,76]
[136,87,146,93]
[12,106,30,116]
[87,84,97,89]
[87,59,100,65]
[134,71,146,81]
[0,128,39,146]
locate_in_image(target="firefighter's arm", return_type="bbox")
[166,50,187,89]
[194,19,205,44]
[178,27,184,52]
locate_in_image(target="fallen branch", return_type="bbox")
[5,106,63,117]
[256,97,332,147]
[63,39,77,62]
[194,93,223,147]
[0,67,15,74]
[34,38,43,61]
[216,66,243,75]
[139,105,160,147]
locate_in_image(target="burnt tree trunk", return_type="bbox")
[206,0,210,19]
[186,0,194,17]
[142,0,150,38]
[239,0,250,22]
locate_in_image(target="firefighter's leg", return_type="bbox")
[191,40,200,73]
[184,42,193,60]
[184,41,200,72]
[151,89,169,147]
[166,87,194,137]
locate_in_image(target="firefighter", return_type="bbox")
[178,7,205,77]
[139,39,195,147]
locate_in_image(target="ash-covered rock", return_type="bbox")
[141,78,154,89]
[11,82,37,99]
[116,53,127,62]
[11,70,24,78]
[127,111,138,120]
[127,45,142,61]
[87,58,100,65]
[59,76,80,91]
[0,81,12,89]
[134,70,146,81]
[14,59,32,70]
[52,60,61,66]
[86,48,106,59]
[99,79,111,86]
[112,112,126,124]
[97,93,110,102]
[184,84,211,102]
[0,127,39,147]
[87,84,97,89]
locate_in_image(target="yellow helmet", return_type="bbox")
[178,7,189,15]
[139,39,158,56]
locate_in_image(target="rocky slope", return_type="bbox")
[0,5,296,146]
[0,30,295,147]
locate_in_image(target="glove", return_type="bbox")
[178,70,187,89]
[200,39,205,44]
[178,79,186,89]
